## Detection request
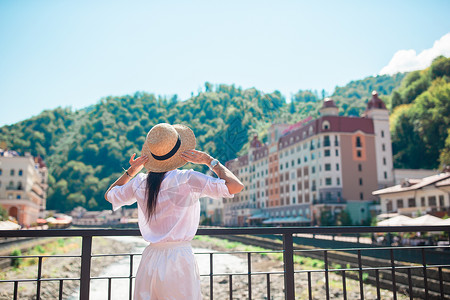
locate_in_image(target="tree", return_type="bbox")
[0,205,8,221]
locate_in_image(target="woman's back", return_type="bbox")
[107,168,232,243]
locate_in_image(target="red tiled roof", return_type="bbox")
[322,98,337,108]
[277,115,374,150]
[366,91,387,110]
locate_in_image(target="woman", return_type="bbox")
[105,123,244,300]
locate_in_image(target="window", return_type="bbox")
[325,163,331,171]
[397,199,404,209]
[292,197,296,204]
[384,171,388,179]
[325,178,332,185]
[10,169,15,176]
[280,164,283,170]
[408,198,416,207]
[0,181,1,188]
[285,162,288,168]
[312,166,315,174]
[336,163,339,171]
[421,197,425,207]
[358,164,362,171]
[280,186,284,193]
[324,150,330,157]
[280,175,283,182]
[291,160,294,167]
[297,182,302,190]
[381,130,385,138]
[359,178,363,185]
[297,168,302,177]
[382,144,386,151]
[360,193,364,200]
[16,194,21,199]
[311,153,315,160]
[356,136,362,147]
[297,158,301,165]
[285,172,289,180]
[383,157,386,165]
[292,184,295,191]
[439,195,444,207]
[322,121,330,130]
[357,150,362,157]
[0,169,2,175]
[337,177,340,185]
[324,135,330,147]
[387,201,393,212]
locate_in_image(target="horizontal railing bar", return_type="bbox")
[195,250,283,255]
[1,225,449,238]
[293,245,450,252]
[292,264,450,274]
[0,278,80,283]
[199,271,286,277]
[91,253,142,257]
[0,255,81,259]
[3,262,448,284]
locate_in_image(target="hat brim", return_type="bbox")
[142,124,196,173]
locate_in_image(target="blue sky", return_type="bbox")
[0,0,449,126]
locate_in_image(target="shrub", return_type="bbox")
[10,249,22,268]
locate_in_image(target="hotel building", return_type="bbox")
[0,150,48,227]
[223,92,394,226]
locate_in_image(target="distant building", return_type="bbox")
[0,149,48,227]
[393,169,439,185]
[223,92,394,226]
[373,171,450,217]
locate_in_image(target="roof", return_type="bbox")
[322,98,337,108]
[373,172,450,196]
[436,177,450,187]
[366,91,387,110]
[277,115,374,151]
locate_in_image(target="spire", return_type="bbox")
[250,134,262,148]
[366,91,387,110]
[319,98,339,116]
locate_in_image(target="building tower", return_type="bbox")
[319,98,339,116]
[363,91,394,188]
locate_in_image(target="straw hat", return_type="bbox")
[141,123,196,172]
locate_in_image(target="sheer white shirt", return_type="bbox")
[107,169,234,244]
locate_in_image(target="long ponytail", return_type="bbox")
[145,172,166,220]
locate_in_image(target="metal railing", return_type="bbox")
[1,226,449,300]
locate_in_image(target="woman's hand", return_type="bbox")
[180,149,213,166]
[128,153,148,176]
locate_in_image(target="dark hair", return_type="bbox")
[145,171,167,220]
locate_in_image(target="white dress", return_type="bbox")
[107,169,234,300]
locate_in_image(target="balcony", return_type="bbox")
[313,197,347,205]
[1,226,449,299]
[6,186,23,191]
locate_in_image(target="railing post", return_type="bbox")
[80,235,92,300]
[283,233,295,300]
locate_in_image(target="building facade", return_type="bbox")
[0,150,48,227]
[373,171,450,217]
[223,92,394,226]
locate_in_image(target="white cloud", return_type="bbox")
[379,33,450,75]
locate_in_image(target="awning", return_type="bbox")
[263,216,311,224]
[247,213,267,220]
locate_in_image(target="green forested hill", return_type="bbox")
[331,73,406,116]
[389,56,450,169]
[1,66,443,212]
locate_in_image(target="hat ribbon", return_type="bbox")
[151,136,181,161]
